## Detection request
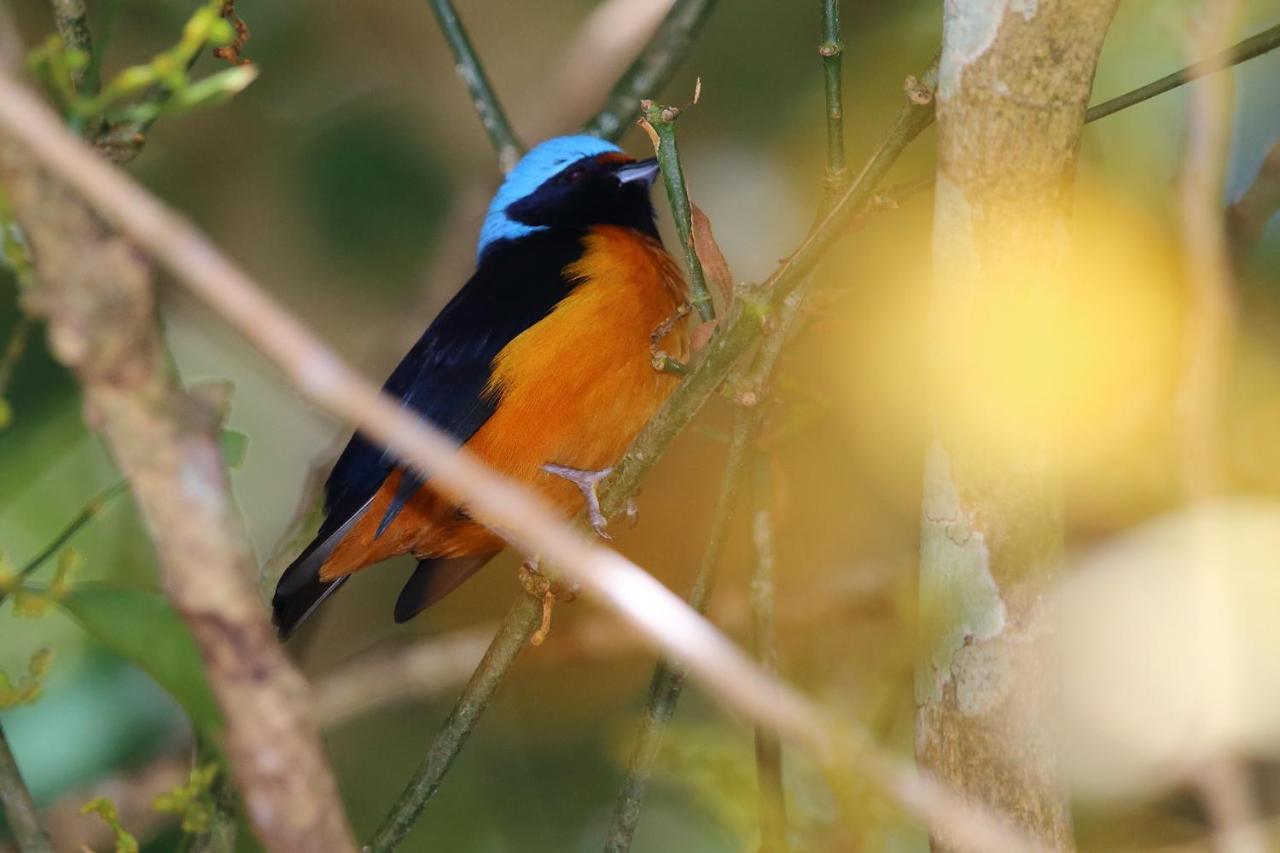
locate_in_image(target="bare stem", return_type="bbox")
[604,406,757,852]
[750,465,787,853]
[1086,21,1280,123]
[819,0,846,191]
[643,100,714,322]
[0,721,54,853]
[0,479,128,606]
[426,0,522,172]
[583,0,717,142]
[364,592,542,853]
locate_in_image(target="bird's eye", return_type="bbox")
[561,165,587,183]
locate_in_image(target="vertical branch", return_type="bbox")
[583,0,717,142]
[427,0,523,172]
[364,592,542,853]
[0,721,54,853]
[642,100,715,321]
[818,0,846,193]
[1177,0,1240,501]
[604,408,757,853]
[749,464,787,853]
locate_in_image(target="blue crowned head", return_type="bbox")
[476,134,662,262]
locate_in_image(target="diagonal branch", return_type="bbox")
[1085,21,1280,122]
[0,72,357,853]
[364,593,542,852]
[583,0,717,141]
[427,0,523,172]
[0,66,1051,853]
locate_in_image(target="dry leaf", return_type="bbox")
[691,204,732,305]
[690,320,717,353]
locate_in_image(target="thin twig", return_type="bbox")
[604,406,757,852]
[1177,0,1240,501]
[642,100,714,321]
[583,0,717,142]
[1085,21,1280,123]
[0,720,54,853]
[0,479,128,606]
[426,0,522,172]
[750,464,787,853]
[818,0,847,193]
[364,592,541,852]
[0,63,1053,853]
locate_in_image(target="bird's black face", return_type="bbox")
[505,154,661,238]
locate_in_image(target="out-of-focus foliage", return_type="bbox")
[81,796,140,853]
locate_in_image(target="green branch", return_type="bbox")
[0,720,54,853]
[583,0,718,142]
[600,60,940,519]
[643,100,714,322]
[0,479,128,607]
[603,405,757,852]
[749,462,787,853]
[818,0,846,192]
[364,592,542,853]
[426,0,523,172]
[1085,21,1280,123]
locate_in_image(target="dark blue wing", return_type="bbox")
[318,230,587,537]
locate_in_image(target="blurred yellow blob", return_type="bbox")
[930,177,1185,478]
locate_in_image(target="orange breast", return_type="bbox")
[320,225,688,580]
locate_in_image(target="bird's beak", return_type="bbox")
[615,158,661,187]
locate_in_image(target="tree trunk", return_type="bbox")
[916,1,1120,850]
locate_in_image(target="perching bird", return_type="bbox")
[272,135,689,638]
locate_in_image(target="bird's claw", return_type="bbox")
[541,463,614,539]
[519,557,578,646]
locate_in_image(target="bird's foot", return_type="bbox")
[541,463,614,539]
[519,557,578,647]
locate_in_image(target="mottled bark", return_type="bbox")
[0,145,357,853]
[917,1,1120,850]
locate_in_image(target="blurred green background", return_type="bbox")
[3,0,1280,850]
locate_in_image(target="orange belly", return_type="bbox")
[319,225,688,581]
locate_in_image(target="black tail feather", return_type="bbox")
[393,554,494,624]
[272,498,371,640]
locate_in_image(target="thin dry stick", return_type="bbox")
[583,0,717,142]
[1177,0,1240,500]
[0,69,1051,853]
[0,721,54,853]
[425,0,522,172]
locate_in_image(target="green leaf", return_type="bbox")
[60,585,223,736]
[219,428,248,469]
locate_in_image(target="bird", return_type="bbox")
[272,134,690,638]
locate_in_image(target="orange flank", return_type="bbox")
[319,225,689,582]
